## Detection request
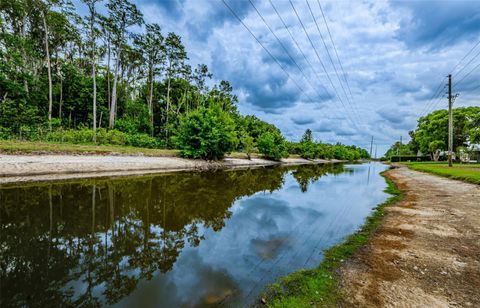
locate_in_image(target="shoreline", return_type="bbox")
[261,164,480,306]
[0,154,347,184]
[259,166,403,306]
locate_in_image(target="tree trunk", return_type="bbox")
[107,36,111,112]
[59,77,63,121]
[165,61,171,145]
[21,15,29,94]
[42,11,53,129]
[109,51,120,128]
[91,12,97,142]
[148,63,154,136]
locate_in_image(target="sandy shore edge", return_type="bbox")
[0,154,346,184]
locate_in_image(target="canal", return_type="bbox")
[0,162,390,307]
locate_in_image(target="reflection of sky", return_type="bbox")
[116,163,389,307]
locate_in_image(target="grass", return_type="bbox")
[402,162,480,185]
[261,170,403,307]
[0,140,272,160]
[0,140,180,157]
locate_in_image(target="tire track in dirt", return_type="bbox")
[339,165,480,307]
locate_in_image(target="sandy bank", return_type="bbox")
[0,154,341,184]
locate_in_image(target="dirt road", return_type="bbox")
[340,165,480,307]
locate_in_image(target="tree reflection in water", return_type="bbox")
[0,164,345,306]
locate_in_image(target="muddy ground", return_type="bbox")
[339,165,480,307]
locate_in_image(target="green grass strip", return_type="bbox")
[261,170,403,307]
[403,163,480,185]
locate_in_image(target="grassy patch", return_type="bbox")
[261,170,403,307]
[0,140,265,160]
[402,162,480,185]
[0,140,180,157]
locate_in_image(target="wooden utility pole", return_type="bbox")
[374,144,377,159]
[398,135,402,162]
[448,74,453,167]
[369,136,374,160]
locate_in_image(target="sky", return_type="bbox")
[76,0,480,155]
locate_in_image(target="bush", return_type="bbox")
[299,141,317,159]
[257,131,288,160]
[172,105,238,160]
[126,133,161,148]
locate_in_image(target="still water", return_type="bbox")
[0,162,389,307]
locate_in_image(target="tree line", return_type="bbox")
[384,106,480,161]
[0,0,369,161]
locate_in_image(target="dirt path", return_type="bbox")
[0,154,335,184]
[340,165,480,307]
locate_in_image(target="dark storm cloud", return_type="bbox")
[144,0,186,18]
[392,0,480,50]
[185,0,254,40]
[377,107,411,124]
[291,115,315,125]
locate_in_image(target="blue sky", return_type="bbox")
[77,0,480,155]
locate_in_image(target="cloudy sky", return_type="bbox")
[78,0,480,155]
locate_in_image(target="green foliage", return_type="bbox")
[257,131,288,161]
[115,100,152,134]
[384,142,415,160]
[44,128,161,148]
[173,105,238,160]
[239,131,255,160]
[294,129,370,161]
[413,107,480,156]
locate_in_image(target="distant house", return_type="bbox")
[468,144,480,162]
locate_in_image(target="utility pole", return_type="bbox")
[369,136,374,160]
[448,74,453,167]
[374,144,377,159]
[398,135,402,162]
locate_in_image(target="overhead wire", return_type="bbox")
[316,0,362,118]
[304,0,362,125]
[288,0,359,130]
[221,0,326,111]
[267,0,332,102]
[247,0,331,109]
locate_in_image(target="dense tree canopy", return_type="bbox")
[0,0,370,160]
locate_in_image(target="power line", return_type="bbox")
[304,0,361,125]
[450,38,480,74]
[221,0,326,113]
[247,0,330,106]
[417,77,447,118]
[454,47,480,77]
[456,61,480,86]
[316,0,360,118]
[288,0,359,130]
[268,0,331,101]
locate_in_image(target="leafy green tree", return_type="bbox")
[173,105,237,160]
[239,131,255,160]
[413,107,480,158]
[82,0,101,141]
[134,23,164,133]
[257,130,288,160]
[106,0,143,128]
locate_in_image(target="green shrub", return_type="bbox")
[126,133,160,148]
[299,141,317,159]
[257,131,288,160]
[172,105,238,160]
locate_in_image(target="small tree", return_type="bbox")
[257,131,288,161]
[240,132,255,160]
[173,105,237,160]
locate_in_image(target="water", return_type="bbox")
[0,162,390,307]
